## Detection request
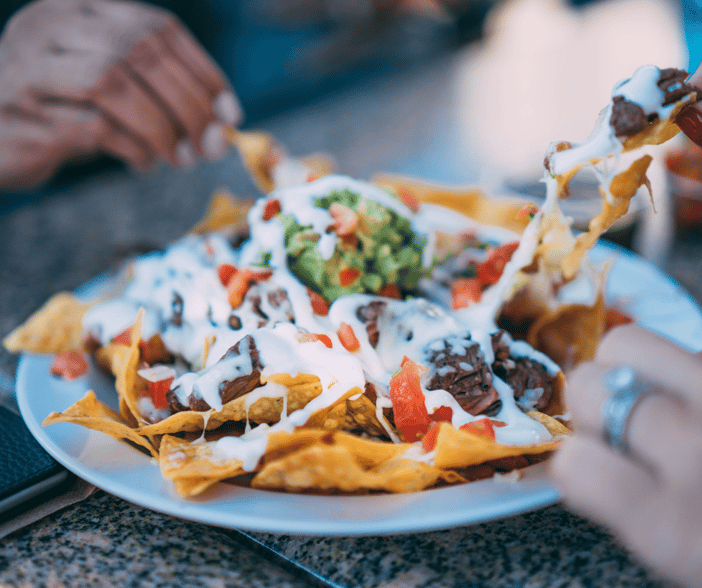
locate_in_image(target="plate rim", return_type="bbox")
[15,241,702,536]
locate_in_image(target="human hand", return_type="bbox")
[550,324,702,588]
[0,0,242,190]
[676,62,702,149]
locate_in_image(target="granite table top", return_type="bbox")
[1,49,698,588]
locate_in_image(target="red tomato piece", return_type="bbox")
[262,199,282,221]
[337,322,360,352]
[147,377,174,410]
[451,277,483,310]
[298,333,333,348]
[476,242,520,286]
[422,422,441,452]
[112,328,132,346]
[217,263,238,286]
[307,289,329,315]
[226,269,253,308]
[430,405,453,423]
[339,267,361,287]
[378,282,401,299]
[398,188,420,213]
[307,173,320,182]
[50,351,88,380]
[605,307,634,332]
[389,356,431,442]
[459,418,496,442]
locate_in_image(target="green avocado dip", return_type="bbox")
[279,187,427,303]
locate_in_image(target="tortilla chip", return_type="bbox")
[3,292,89,355]
[528,289,606,371]
[432,421,563,470]
[137,374,356,436]
[621,93,695,152]
[190,189,253,235]
[526,410,572,437]
[159,435,246,497]
[372,174,531,234]
[112,310,150,426]
[226,129,281,193]
[42,390,157,457]
[560,155,652,280]
[253,430,458,493]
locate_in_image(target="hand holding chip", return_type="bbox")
[0,0,242,190]
[550,324,702,588]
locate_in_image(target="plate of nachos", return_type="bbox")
[7,65,702,535]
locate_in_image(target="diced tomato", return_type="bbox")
[217,263,238,286]
[307,172,320,182]
[298,333,333,348]
[605,307,634,332]
[227,270,251,308]
[307,289,329,316]
[339,267,361,287]
[430,405,453,423]
[337,322,360,352]
[389,356,431,442]
[517,204,540,219]
[329,203,358,236]
[476,241,520,285]
[422,421,441,452]
[226,267,273,308]
[262,199,281,221]
[147,378,173,410]
[203,237,215,256]
[459,418,496,442]
[112,328,132,346]
[50,351,88,380]
[451,277,483,310]
[379,282,401,299]
[398,188,420,213]
[249,268,273,282]
[137,365,176,409]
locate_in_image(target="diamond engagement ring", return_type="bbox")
[601,366,656,455]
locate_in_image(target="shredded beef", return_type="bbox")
[167,336,264,412]
[611,68,702,138]
[491,331,553,411]
[355,300,387,348]
[424,336,501,416]
[657,68,700,106]
[610,96,648,137]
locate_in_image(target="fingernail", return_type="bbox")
[676,106,702,148]
[176,140,197,169]
[213,91,243,126]
[201,123,228,161]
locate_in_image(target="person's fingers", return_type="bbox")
[675,64,702,147]
[551,436,702,588]
[566,360,702,491]
[550,435,658,532]
[596,325,702,414]
[156,19,243,126]
[125,34,214,157]
[85,62,180,166]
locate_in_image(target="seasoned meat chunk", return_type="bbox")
[424,335,501,416]
[491,331,554,412]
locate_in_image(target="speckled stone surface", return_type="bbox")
[0,491,311,588]
[0,52,699,588]
[239,505,673,588]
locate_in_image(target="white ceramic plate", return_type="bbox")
[15,241,702,536]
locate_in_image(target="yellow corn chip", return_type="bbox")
[190,189,253,235]
[372,174,531,234]
[432,421,564,471]
[159,435,245,497]
[42,390,157,457]
[3,292,89,355]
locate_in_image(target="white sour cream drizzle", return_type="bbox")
[86,175,569,471]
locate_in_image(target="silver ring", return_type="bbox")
[601,366,656,455]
